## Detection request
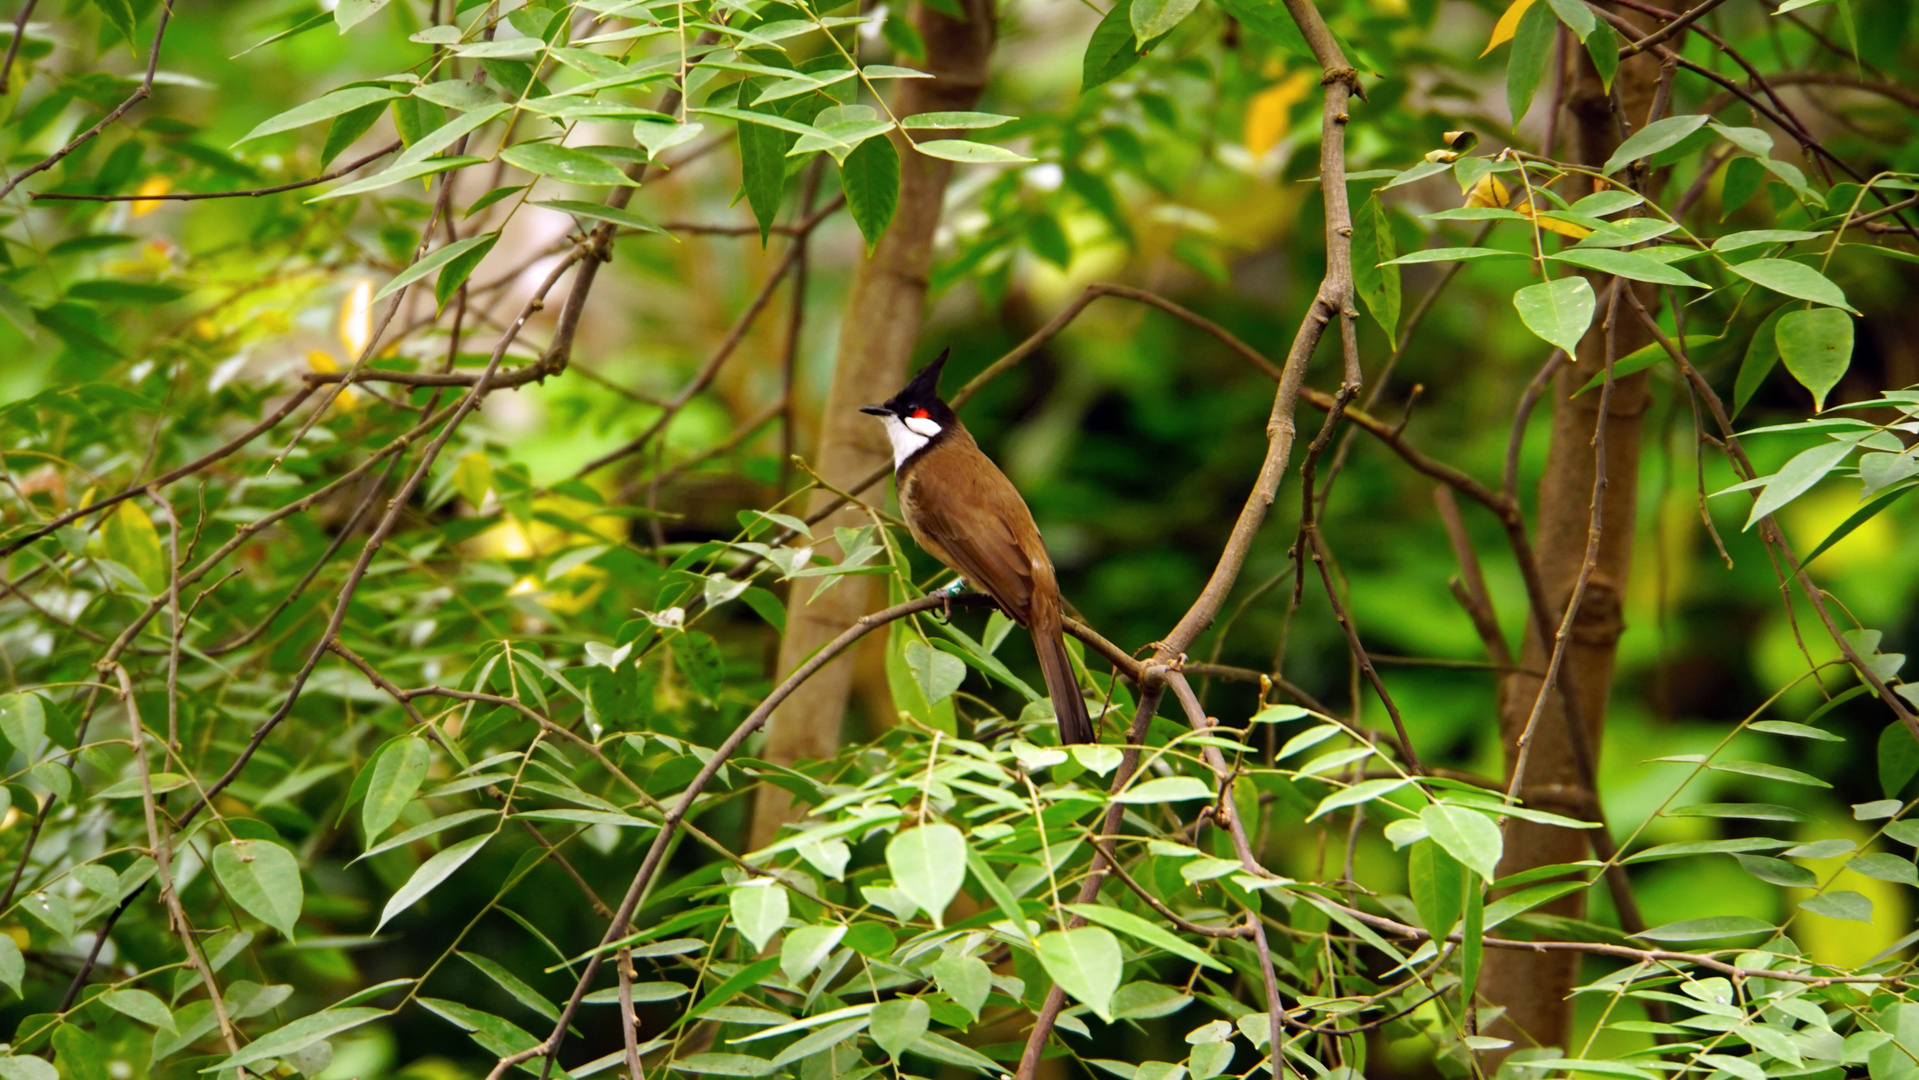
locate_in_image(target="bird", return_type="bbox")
[860,349,1096,745]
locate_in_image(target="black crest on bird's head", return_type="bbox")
[860,349,956,425]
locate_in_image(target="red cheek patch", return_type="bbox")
[911,408,930,419]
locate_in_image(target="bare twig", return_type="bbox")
[31,140,402,203]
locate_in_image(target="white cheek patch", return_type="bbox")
[903,415,943,438]
[880,414,930,468]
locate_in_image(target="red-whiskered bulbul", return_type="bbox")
[860,350,1096,745]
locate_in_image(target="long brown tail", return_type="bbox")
[1031,601,1094,745]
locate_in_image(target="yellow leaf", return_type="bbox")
[101,501,167,595]
[130,176,172,217]
[1482,0,1540,56]
[1514,199,1593,239]
[1464,173,1512,209]
[1243,71,1316,158]
[309,352,359,411]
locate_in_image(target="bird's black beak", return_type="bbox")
[858,405,890,416]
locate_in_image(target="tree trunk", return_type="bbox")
[1482,12,1665,1051]
[747,3,995,849]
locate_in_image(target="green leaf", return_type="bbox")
[1799,890,1873,923]
[1743,441,1854,530]
[1513,276,1596,353]
[736,108,788,245]
[634,119,704,158]
[206,1007,386,1071]
[1667,802,1809,822]
[211,839,304,940]
[458,952,559,1023]
[841,134,900,253]
[90,0,137,47]
[900,112,1014,130]
[902,638,964,706]
[1385,246,1526,265]
[912,140,1035,164]
[1549,248,1705,287]
[0,935,22,997]
[373,233,499,303]
[1850,853,1917,884]
[1116,776,1214,803]
[1408,839,1465,939]
[1734,306,1788,417]
[871,998,929,1059]
[1601,114,1710,176]
[1624,837,1792,862]
[1733,854,1816,888]
[1542,0,1594,38]
[1584,19,1618,92]
[671,1054,777,1076]
[1421,803,1503,881]
[1083,0,1146,92]
[1036,927,1122,1022]
[362,736,430,842]
[1353,197,1401,342]
[1882,723,1919,798]
[1065,903,1230,972]
[1309,777,1409,820]
[1460,877,1484,1003]
[1131,0,1201,40]
[535,199,666,236]
[932,953,992,1021]
[500,143,636,186]
[376,833,489,930]
[1726,258,1857,313]
[311,155,485,201]
[1720,156,1766,221]
[236,86,403,145]
[100,988,174,1030]
[779,924,844,984]
[1632,916,1775,942]
[729,881,788,953]
[0,1057,54,1080]
[1714,229,1826,252]
[885,824,966,926]
[1505,0,1556,126]
[1775,307,1854,411]
[334,0,395,31]
[0,694,44,756]
[393,103,511,173]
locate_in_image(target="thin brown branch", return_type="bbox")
[0,0,38,94]
[0,0,173,202]
[31,140,402,203]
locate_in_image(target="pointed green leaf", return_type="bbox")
[1513,276,1595,353]
[362,737,430,842]
[729,881,788,953]
[885,824,966,926]
[1775,307,1853,411]
[841,134,900,253]
[211,839,304,940]
[376,833,489,930]
[373,232,498,303]
[236,87,403,145]
[1601,114,1710,176]
[1035,927,1122,1022]
[1726,258,1856,313]
[871,998,929,1059]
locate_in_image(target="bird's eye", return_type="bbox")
[911,408,930,420]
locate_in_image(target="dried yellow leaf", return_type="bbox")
[1464,173,1512,209]
[1482,0,1540,56]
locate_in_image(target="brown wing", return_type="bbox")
[900,430,1053,626]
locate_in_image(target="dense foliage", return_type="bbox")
[3,0,1919,1075]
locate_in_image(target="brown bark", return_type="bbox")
[747,2,996,849]
[1482,12,1664,1051]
